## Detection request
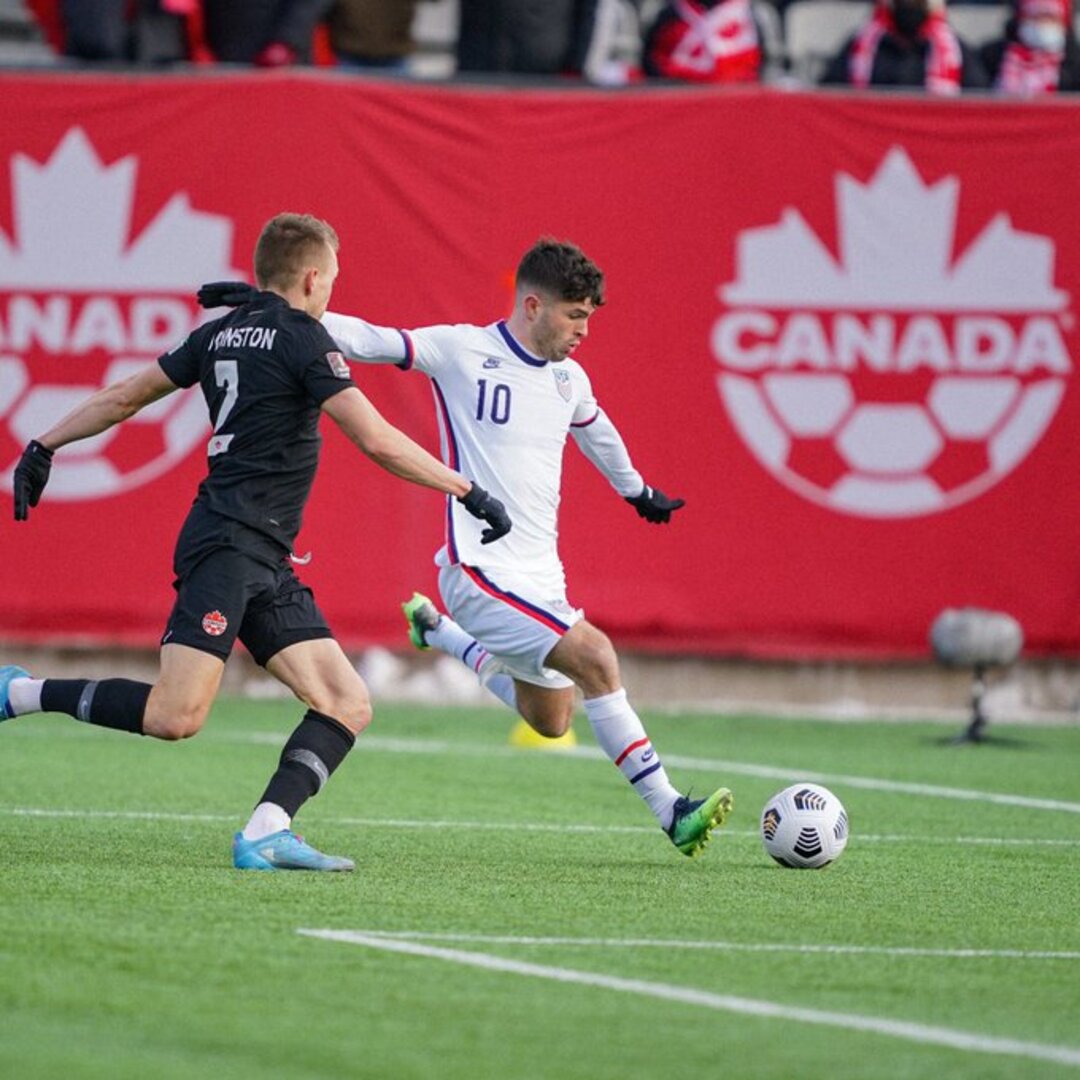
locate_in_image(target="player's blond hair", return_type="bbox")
[254,213,339,291]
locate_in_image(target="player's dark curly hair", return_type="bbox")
[254,212,339,290]
[516,238,605,306]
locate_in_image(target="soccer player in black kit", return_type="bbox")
[2,213,511,871]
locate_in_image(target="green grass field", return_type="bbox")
[1,699,1078,1079]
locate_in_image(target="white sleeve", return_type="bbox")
[570,407,645,498]
[321,311,410,366]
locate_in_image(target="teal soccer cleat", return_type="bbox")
[232,830,355,872]
[666,786,735,857]
[401,591,440,650]
[0,665,29,720]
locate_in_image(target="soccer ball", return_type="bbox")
[760,783,848,869]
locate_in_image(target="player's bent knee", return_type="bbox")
[522,699,574,738]
[147,707,207,741]
[342,696,373,736]
[306,691,372,737]
[541,716,572,738]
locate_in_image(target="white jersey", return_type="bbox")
[321,312,644,591]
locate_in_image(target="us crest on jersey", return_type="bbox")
[553,368,572,401]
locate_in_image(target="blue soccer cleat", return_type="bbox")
[232,829,355,872]
[0,665,29,721]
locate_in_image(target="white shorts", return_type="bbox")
[438,563,583,689]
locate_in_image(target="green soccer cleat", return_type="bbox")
[0,665,29,721]
[232,830,354,872]
[401,591,440,650]
[666,786,734,857]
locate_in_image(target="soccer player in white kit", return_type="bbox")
[199,240,733,856]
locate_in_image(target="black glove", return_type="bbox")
[625,484,685,524]
[459,483,512,545]
[13,440,54,521]
[197,281,258,309]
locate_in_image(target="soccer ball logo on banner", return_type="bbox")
[0,128,245,501]
[713,148,1072,519]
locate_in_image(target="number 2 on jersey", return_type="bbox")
[476,378,511,425]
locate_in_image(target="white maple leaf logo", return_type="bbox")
[722,146,1067,313]
[0,127,245,500]
[0,128,242,289]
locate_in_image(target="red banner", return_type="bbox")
[1,74,1078,658]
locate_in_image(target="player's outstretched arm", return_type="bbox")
[321,387,511,542]
[569,406,685,525]
[13,365,178,521]
[196,283,406,364]
[320,311,409,365]
[322,386,467,493]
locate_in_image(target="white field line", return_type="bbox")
[298,929,1080,1068]
[303,928,1080,962]
[251,732,1080,814]
[2,805,1078,848]
[344,734,1080,815]
[8,727,1080,813]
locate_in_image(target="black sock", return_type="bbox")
[257,710,356,818]
[40,678,151,735]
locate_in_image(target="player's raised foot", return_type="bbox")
[401,591,440,650]
[0,665,29,721]
[666,786,734,857]
[232,830,355,872]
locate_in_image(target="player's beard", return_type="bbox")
[533,314,574,361]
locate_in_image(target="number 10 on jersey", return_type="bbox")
[476,378,511,425]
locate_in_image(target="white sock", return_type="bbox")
[242,802,291,841]
[425,612,517,710]
[584,688,680,828]
[427,614,494,677]
[483,672,518,711]
[8,677,43,716]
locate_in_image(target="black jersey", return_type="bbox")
[159,292,353,551]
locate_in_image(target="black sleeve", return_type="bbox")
[295,322,356,406]
[157,331,203,389]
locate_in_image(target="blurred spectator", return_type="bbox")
[201,0,331,65]
[456,0,600,75]
[31,0,190,63]
[820,0,990,92]
[981,0,1080,92]
[643,0,766,82]
[326,0,418,70]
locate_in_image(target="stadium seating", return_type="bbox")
[783,2,1016,86]
[590,0,789,82]
[0,0,54,64]
[783,0,871,84]
[2,0,1077,86]
[947,3,1010,47]
[411,0,459,77]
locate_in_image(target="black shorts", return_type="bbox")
[162,508,333,667]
